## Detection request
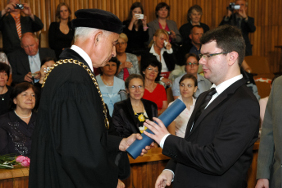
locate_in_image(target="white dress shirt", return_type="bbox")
[71,45,93,72]
[149,44,173,72]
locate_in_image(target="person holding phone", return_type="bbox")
[122,2,149,56]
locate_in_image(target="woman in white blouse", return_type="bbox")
[167,74,198,137]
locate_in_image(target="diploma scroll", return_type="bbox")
[126,99,186,159]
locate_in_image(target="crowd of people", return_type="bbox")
[0,0,278,188]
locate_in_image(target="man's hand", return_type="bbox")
[143,117,170,145]
[116,179,125,188]
[24,72,33,82]
[170,30,176,39]
[119,133,153,155]
[155,170,173,188]
[238,8,247,19]
[255,179,269,188]
[33,71,41,79]
[161,78,172,86]
[22,3,33,18]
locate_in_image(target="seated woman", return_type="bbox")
[179,5,209,45]
[116,33,140,81]
[0,82,38,156]
[0,52,12,85]
[112,74,158,138]
[141,56,168,115]
[148,29,176,86]
[122,2,149,56]
[147,2,182,48]
[48,2,74,59]
[96,57,126,116]
[0,62,12,116]
[168,74,197,137]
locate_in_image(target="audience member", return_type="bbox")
[96,57,125,116]
[0,62,12,116]
[0,82,38,157]
[167,74,197,137]
[176,25,204,66]
[48,2,74,59]
[148,29,177,86]
[255,76,282,188]
[172,53,211,99]
[116,33,140,80]
[38,57,56,84]
[112,74,157,138]
[147,2,182,50]
[219,0,256,56]
[144,25,259,188]
[122,2,149,56]
[8,32,56,84]
[179,5,209,45]
[141,56,167,115]
[0,0,43,54]
[0,52,12,85]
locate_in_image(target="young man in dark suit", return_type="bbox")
[144,25,259,188]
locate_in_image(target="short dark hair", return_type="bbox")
[184,53,200,65]
[190,25,204,34]
[125,74,144,89]
[200,25,245,66]
[126,2,144,27]
[56,2,71,21]
[141,54,162,81]
[155,2,170,18]
[187,5,203,22]
[99,57,121,75]
[10,82,38,110]
[179,73,198,87]
[0,62,10,81]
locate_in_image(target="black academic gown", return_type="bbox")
[29,49,124,188]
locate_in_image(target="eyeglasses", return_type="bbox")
[186,62,199,66]
[129,85,144,90]
[198,52,229,60]
[146,67,159,73]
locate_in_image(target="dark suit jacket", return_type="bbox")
[0,12,43,54]
[29,49,124,188]
[112,98,158,138]
[163,78,260,188]
[219,15,256,56]
[8,48,56,84]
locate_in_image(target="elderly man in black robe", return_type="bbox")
[28,9,150,188]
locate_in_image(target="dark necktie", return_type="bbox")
[194,88,217,123]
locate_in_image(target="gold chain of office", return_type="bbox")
[41,59,109,129]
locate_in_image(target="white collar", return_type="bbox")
[211,74,243,95]
[71,45,93,72]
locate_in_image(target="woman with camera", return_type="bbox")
[122,2,149,56]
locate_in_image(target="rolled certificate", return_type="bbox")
[126,99,186,159]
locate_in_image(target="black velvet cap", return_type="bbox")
[72,9,123,34]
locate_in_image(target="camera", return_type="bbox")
[227,2,240,11]
[15,4,24,9]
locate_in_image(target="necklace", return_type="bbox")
[101,76,113,86]
[14,110,32,118]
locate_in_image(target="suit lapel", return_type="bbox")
[125,98,140,134]
[186,78,246,137]
[142,99,153,120]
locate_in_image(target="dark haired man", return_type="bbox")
[144,25,259,188]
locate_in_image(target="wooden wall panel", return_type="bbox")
[0,0,281,71]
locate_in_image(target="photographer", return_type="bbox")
[0,0,43,54]
[219,0,256,56]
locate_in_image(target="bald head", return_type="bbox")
[21,32,39,56]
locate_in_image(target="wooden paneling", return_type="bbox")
[1,0,281,71]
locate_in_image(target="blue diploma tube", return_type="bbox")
[126,99,186,159]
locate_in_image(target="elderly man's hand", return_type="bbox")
[24,72,33,82]
[22,3,33,17]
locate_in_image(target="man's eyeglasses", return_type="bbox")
[186,62,199,66]
[198,52,229,60]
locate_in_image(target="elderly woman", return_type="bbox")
[168,74,197,137]
[122,2,149,55]
[0,82,38,156]
[0,62,12,116]
[96,57,125,116]
[141,56,168,115]
[179,5,210,45]
[148,29,177,86]
[49,2,74,59]
[112,74,158,138]
[116,33,140,80]
[147,2,182,47]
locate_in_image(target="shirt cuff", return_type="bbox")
[163,169,175,182]
[160,133,170,148]
[166,48,173,54]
